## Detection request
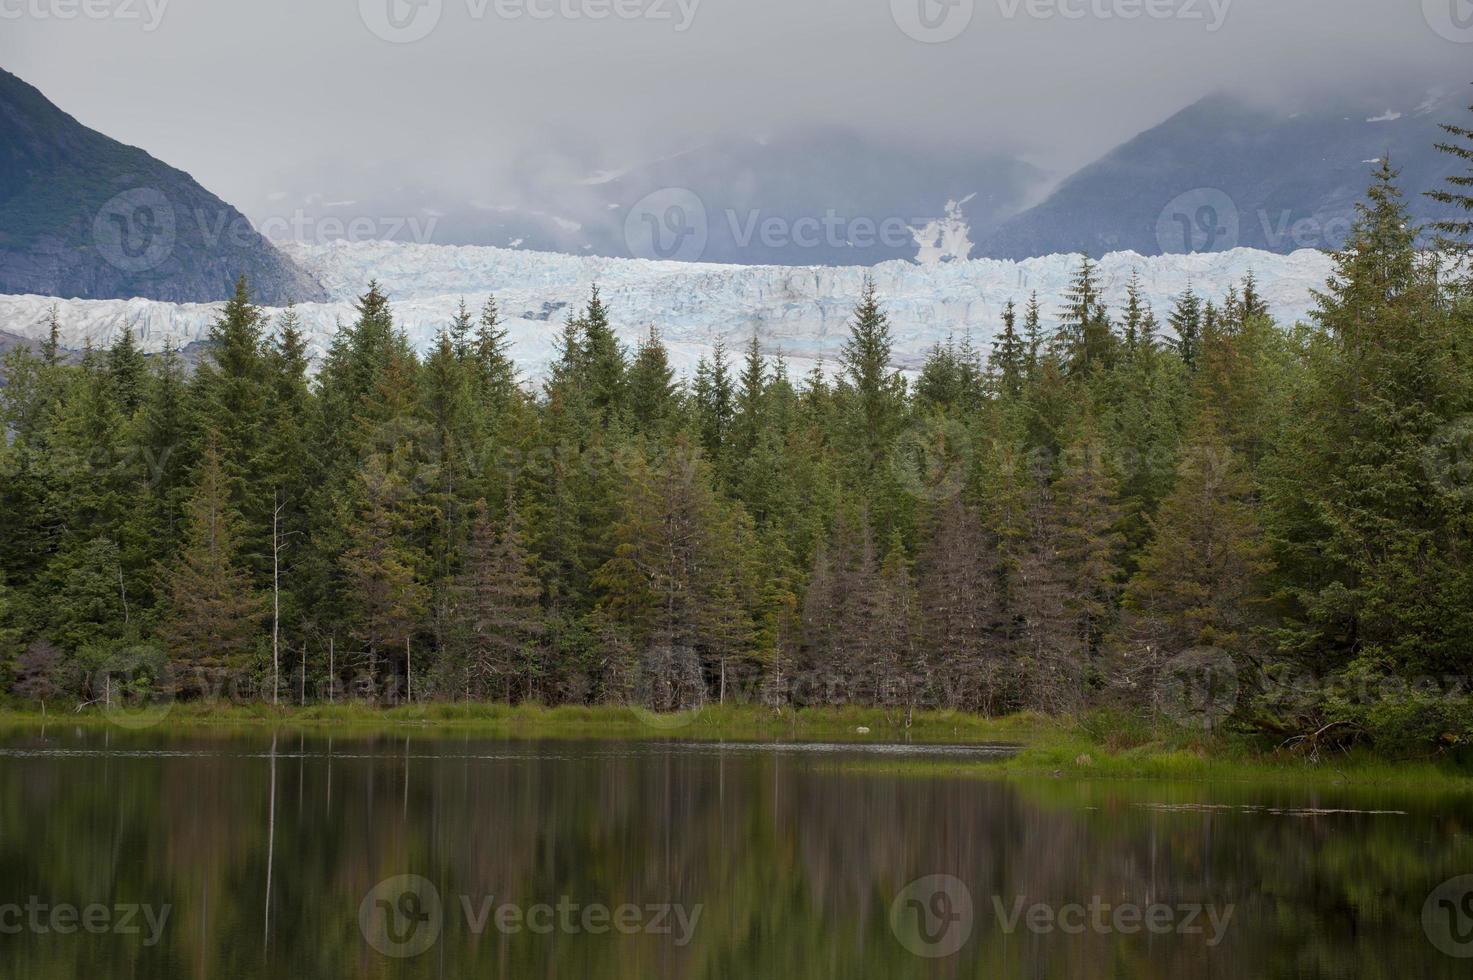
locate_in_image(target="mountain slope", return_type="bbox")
[982,87,1469,259]
[0,68,325,304]
[250,129,1045,267]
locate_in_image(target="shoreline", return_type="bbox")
[2,702,1469,789]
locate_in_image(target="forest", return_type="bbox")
[1,131,1472,750]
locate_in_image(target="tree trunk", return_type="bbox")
[271,495,283,706]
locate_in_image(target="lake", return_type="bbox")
[1,728,1471,978]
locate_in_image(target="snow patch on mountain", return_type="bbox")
[0,241,1335,380]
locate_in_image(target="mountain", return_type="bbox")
[982,86,1469,260]
[0,239,1333,382]
[0,68,325,304]
[250,129,1046,267]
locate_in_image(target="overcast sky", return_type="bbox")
[3,0,1469,222]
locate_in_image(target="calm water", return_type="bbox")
[2,729,1472,979]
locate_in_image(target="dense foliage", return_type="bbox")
[3,144,1472,750]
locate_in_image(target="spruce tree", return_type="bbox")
[1120,270,1155,361]
[873,531,919,711]
[1057,256,1115,374]
[838,277,905,475]
[106,325,146,416]
[578,286,627,421]
[917,493,1005,713]
[40,304,61,367]
[1052,404,1126,671]
[595,438,753,709]
[1267,159,1471,682]
[990,301,1026,399]
[448,498,545,700]
[1427,91,1473,264]
[692,341,734,463]
[628,326,679,434]
[733,331,768,461]
[338,437,431,696]
[473,295,518,408]
[1120,407,1273,718]
[157,436,264,694]
[1022,291,1044,378]
[1168,284,1203,371]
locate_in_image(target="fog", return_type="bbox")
[3,0,1468,229]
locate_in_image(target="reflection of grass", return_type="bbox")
[0,702,1045,744]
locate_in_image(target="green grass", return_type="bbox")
[0,701,1043,744]
[838,712,1473,789]
[2,702,1469,789]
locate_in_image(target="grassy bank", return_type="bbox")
[1,701,1468,788]
[845,714,1473,789]
[0,700,1043,743]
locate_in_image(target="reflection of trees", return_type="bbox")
[0,732,1469,979]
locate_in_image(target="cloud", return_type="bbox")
[2,0,1466,237]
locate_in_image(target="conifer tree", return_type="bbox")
[872,531,920,711]
[628,326,679,434]
[339,439,431,695]
[917,493,1005,713]
[838,276,905,475]
[40,304,61,367]
[472,295,518,408]
[1022,291,1044,377]
[1119,270,1155,361]
[1052,405,1126,669]
[157,437,264,693]
[1120,407,1274,716]
[44,536,130,654]
[1168,284,1203,371]
[990,301,1026,398]
[595,438,752,708]
[915,335,982,411]
[106,325,147,416]
[1057,256,1115,374]
[448,499,545,700]
[692,341,735,463]
[578,286,627,421]
[733,331,768,461]
[801,501,879,699]
[133,343,193,559]
[1427,91,1473,264]
[1010,470,1078,712]
[1240,270,1269,323]
[1267,159,1472,681]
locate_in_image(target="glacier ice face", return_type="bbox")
[0,240,1335,379]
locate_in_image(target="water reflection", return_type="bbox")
[0,730,1470,978]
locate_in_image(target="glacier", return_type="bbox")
[0,241,1335,379]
